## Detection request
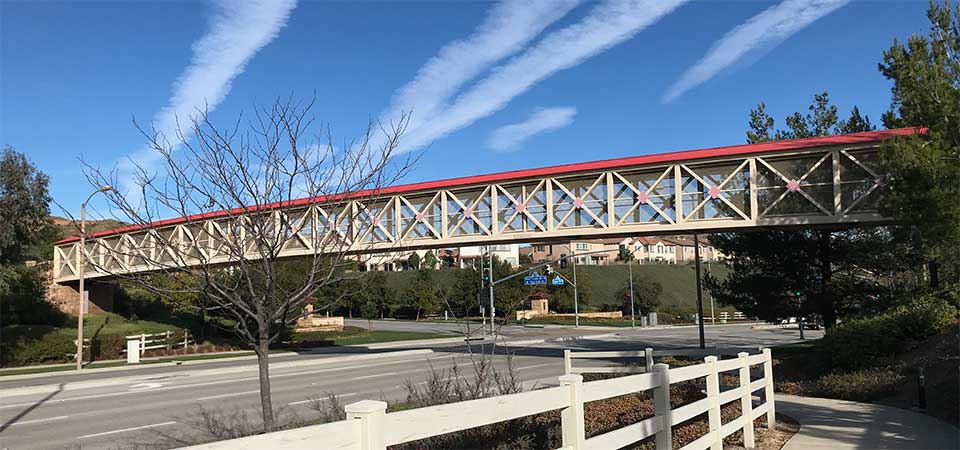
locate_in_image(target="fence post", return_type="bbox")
[165,330,173,350]
[140,333,146,356]
[559,374,585,450]
[652,363,672,450]
[738,352,756,448]
[564,350,572,376]
[704,356,722,450]
[182,330,189,348]
[762,348,776,430]
[645,347,654,373]
[345,400,387,450]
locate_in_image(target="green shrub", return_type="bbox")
[819,295,954,370]
[86,334,127,361]
[2,332,75,366]
[815,367,905,401]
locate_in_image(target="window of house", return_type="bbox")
[575,243,589,251]
[535,245,544,252]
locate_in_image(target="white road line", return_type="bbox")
[196,390,260,401]
[353,371,397,381]
[287,392,357,406]
[78,421,177,439]
[5,415,69,426]
[518,363,553,371]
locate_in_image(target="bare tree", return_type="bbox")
[76,96,413,431]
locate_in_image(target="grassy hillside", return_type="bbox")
[378,263,731,316]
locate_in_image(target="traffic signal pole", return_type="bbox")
[488,249,495,334]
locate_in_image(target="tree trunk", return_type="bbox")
[928,261,940,288]
[255,335,275,432]
[818,231,837,328]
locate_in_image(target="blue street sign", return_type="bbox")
[523,272,547,285]
[551,276,564,285]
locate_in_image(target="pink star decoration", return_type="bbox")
[415,212,424,222]
[708,186,721,199]
[371,217,380,226]
[464,207,473,218]
[637,192,649,204]
[786,180,800,192]
[572,198,584,208]
[516,203,526,213]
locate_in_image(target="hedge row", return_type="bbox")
[817,295,955,371]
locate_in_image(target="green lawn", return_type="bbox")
[290,326,450,346]
[333,330,450,345]
[377,263,735,317]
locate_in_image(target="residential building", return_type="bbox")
[458,244,521,267]
[362,244,521,271]
[632,237,678,264]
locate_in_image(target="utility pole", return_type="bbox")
[77,185,113,370]
[572,250,580,328]
[693,234,706,349]
[628,259,636,328]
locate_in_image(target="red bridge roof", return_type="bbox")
[56,127,925,244]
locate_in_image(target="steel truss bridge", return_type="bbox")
[53,128,922,283]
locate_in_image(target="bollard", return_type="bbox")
[345,400,387,450]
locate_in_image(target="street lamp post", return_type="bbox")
[76,185,113,370]
[628,258,636,328]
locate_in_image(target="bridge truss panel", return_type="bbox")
[53,143,888,282]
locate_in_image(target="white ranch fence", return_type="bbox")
[564,346,765,375]
[183,348,776,450]
[76,330,193,356]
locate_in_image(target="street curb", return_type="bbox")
[0,348,434,399]
[0,350,300,381]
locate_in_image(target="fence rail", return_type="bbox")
[182,348,776,450]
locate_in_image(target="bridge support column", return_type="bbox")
[49,281,115,315]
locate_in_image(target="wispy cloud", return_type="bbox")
[120,0,299,190]
[380,0,581,132]
[488,107,577,152]
[397,0,687,153]
[662,0,849,103]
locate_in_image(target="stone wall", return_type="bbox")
[44,269,115,315]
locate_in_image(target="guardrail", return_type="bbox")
[564,346,764,375]
[182,348,776,450]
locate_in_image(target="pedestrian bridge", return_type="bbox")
[53,128,922,283]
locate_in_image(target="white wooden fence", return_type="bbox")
[564,346,764,375]
[77,330,193,356]
[183,348,776,450]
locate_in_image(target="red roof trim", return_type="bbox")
[55,127,925,244]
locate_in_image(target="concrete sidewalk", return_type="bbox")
[777,394,959,450]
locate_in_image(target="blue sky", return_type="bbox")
[0,0,931,216]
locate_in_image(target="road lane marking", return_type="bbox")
[196,390,260,401]
[353,371,397,381]
[287,392,357,406]
[5,415,69,426]
[78,421,177,439]
[0,356,458,411]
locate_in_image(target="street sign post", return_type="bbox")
[523,272,547,285]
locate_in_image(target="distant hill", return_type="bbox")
[378,263,732,317]
[50,216,127,240]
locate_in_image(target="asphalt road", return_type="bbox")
[0,324,819,450]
